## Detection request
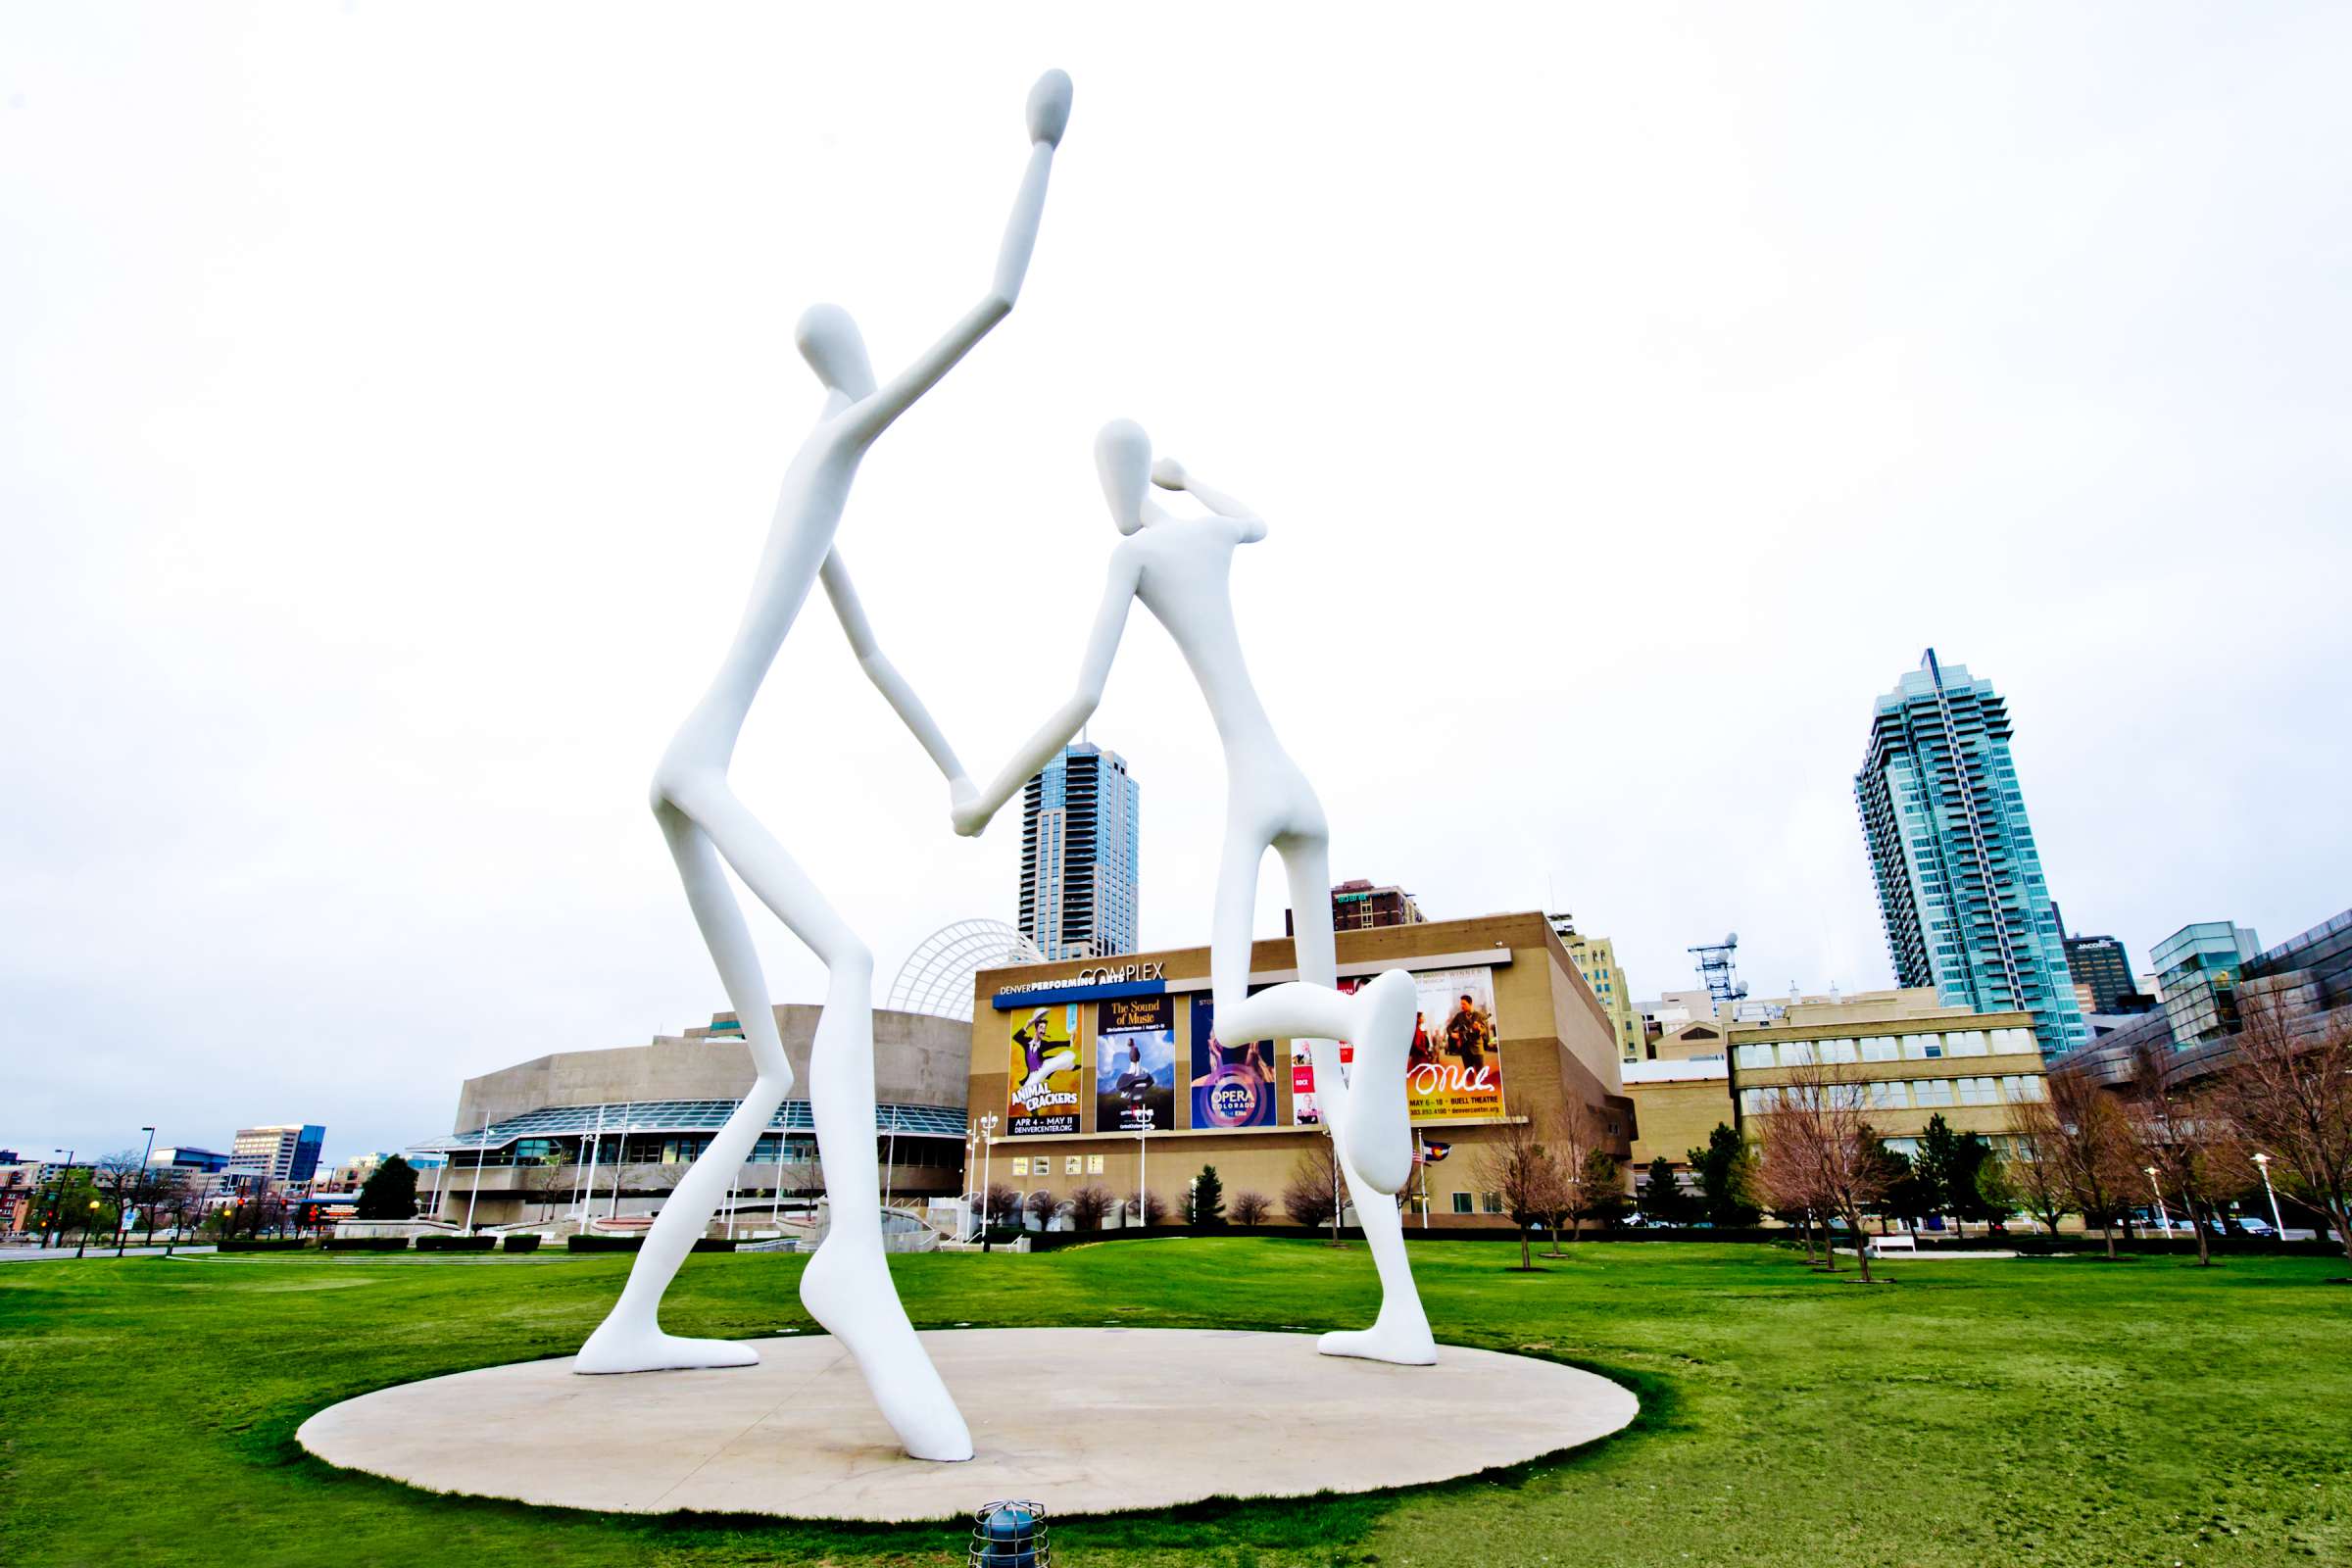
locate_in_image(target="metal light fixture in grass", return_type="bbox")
[968,1498,1050,1566]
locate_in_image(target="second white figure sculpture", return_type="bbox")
[579,69,1434,1464]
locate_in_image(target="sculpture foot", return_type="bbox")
[574,1319,760,1375]
[1317,1320,1438,1366]
[801,1238,974,1461]
[1339,969,1418,1194]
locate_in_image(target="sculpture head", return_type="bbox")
[1095,417,1152,536]
[795,303,876,399]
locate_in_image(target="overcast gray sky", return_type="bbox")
[5,5,2348,1165]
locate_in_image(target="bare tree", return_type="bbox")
[158,1172,207,1254]
[1754,1107,1825,1267]
[1769,1061,1895,1283]
[521,1150,570,1225]
[1281,1145,1341,1235]
[93,1149,149,1254]
[1474,1115,1567,1270]
[980,1183,1020,1232]
[2129,1041,2247,1267]
[2006,1091,2075,1237]
[1537,1102,1615,1253]
[1123,1188,1169,1228]
[2045,1066,2137,1259]
[1230,1191,1273,1227]
[1067,1185,1113,1231]
[2217,992,2352,1266]
[1023,1188,1058,1231]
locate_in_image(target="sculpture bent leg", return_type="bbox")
[1278,832,1436,1366]
[577,803,781,1374]
[672,778,972,1461]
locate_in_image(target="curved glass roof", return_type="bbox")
[410,1099,967,1154]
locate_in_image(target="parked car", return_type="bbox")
[2232,1217,2277,1238]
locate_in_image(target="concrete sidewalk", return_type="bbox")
[0,1243,217,1263]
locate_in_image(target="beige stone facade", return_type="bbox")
[1727,988,2049,1154]
[966,911,1633,1229]
[424,1005,971,1230]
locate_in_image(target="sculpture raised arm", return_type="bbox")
[840,70,1071,449]
[955,548,1140,835]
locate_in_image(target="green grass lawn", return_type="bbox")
[1,1239,2346,1567]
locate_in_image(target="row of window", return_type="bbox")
[1009,1153,1108,1178]
[1733,1027,2036,1070]
[1741,1074,2044,1115]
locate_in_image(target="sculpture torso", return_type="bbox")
[666,423,864,771]
[1128,519,1305,796]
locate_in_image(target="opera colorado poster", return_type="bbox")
[1188,996,1278,1129]
[1096,995,1177,1133]
[1007,1003,1082,1136]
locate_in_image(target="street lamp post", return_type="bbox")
[463,1107,491,1235]
[2253,1152,2285,1234]
[119,1126,157,1256]
[1137,1122,1148,1231]
[75,1199,101,1257]
[2144,1166,2172,1236]
[979,1113,998,1251]
[44,1150,74,1250]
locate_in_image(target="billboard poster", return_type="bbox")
[1007,1003,1082,1136]
[1289,1038,1348,1126]
[1096,995,1177,1134]
[1298,967,1505,1125]
[1406,966,1504,1121]
[1189,995,1278,1130]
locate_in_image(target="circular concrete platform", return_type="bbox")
[298,1328,1636,1522]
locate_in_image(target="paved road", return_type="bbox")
[0,1243,216,1262]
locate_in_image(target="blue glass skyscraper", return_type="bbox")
[1018,742,1140,960]
[1855,651,2088,1057]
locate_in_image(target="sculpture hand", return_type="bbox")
[952,777,992,838]
[1150,456,1188,491]
[1027,69,1073,147]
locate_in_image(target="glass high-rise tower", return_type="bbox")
[1018,742,1139,960]
[1854,651,2087,1057]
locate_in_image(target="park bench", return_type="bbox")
[1866,1234,1917,1257]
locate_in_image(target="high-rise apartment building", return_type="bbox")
[1018,742,1140,961]
[2063,932,2137,1014]
[229,1123,324,1185]
[1854,651,2087,1057]
[1549,915,1642,1062]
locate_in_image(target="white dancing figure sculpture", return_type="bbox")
[573,70,1074,1463]
[956,419,1437,1365]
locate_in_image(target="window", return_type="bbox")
[1948,1030,1990,1057]
[1868,1081,1909,1111]
[1901,1034,1941,1059]
[1819,1038,1859,1064]
[1779,1040,1816,1066]
[1451,1191,1473,1215]
[1736,1043,1775,1070]
[1480,1191,1504,1214]
[1915,1079,1956,1107]
[1958,1077,1999,1105]
[1087,1153,1104,1174]
[2001,1075,2046,1103]
[1861,1036,1899,1061]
